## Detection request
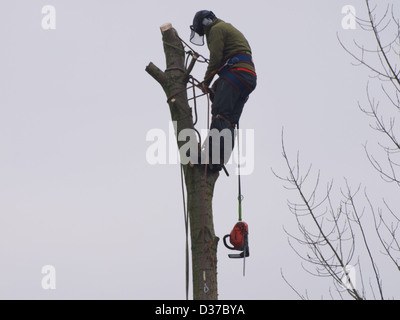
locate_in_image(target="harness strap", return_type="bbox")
[231,67,257,76]
[218,52,255,72]
[216,51,256,100]
[219,68,255,100]
[237,121,243,222]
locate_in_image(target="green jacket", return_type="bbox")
[203,19,255,87]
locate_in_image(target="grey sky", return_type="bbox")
[0,0,399,299]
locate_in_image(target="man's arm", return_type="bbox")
[204,26,224,87]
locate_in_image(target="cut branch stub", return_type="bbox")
[160,23,172,32]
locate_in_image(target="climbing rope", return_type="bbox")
[237,122,244,222]
[176,33,210,64]
[163,31,209,64]
[201,89,211,295]
[180,163,189,300]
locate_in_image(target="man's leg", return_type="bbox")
[230,70,257,124]
[207,118,234,171]
[207,77,240,171]
[206,71,257,171]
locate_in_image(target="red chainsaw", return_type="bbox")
[223,221,249,276]
[223,221,249,258]
[223,221,250,276]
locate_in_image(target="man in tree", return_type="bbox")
[190,10,257,172]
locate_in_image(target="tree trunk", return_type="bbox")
[145,23,219,300]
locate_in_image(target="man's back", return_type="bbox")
[204,19,255,86]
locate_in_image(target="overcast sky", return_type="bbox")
[0,0,399,299]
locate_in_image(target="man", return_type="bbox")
[190,10,257,172]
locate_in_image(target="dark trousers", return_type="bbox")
[208,70,257,171]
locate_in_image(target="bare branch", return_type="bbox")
[277,132,362,300]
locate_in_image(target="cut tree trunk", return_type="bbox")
[145,23,219,300]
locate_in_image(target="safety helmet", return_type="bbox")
[190,10,216,46]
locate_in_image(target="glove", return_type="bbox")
[201,85,215,102]
[201,84,211,94]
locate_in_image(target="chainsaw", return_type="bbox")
[223,221,249,276]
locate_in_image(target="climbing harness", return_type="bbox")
[219,53,255,71]
[222,122,250,276]
[218,53,256,100]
